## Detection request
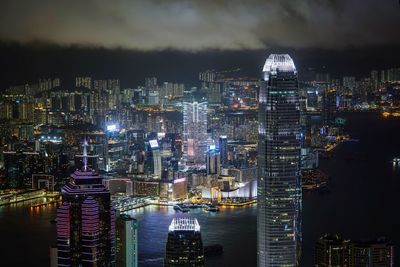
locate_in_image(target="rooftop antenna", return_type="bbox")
[83,138,88,171]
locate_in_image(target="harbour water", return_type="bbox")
[1,112,400,266]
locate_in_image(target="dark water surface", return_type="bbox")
[1,112,399,266]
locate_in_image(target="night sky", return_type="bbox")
[1,0,400,88]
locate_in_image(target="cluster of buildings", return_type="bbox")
[1,54,399,266]
[315,234,394,266]
[53,140,206,266]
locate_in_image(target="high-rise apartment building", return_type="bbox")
[258,54,302,267]
[199,70,217,83]
[164,218,205,267]
[370,70,379,91]
[57,140,115,266]
[183,101,208,165]
[75,76,92,89]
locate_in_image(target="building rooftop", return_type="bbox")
[168,217,200,232]
[262,54,297,81]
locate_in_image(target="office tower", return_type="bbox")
[351,238,394,267]
[145,140,162,178]
[116,214,138,267]
[315,234,351,267]
[57,140,115,266]
[207,145,221,175]
[315,235,394,267]
[323,88,337,125]
[164,218,205,267]
[183,101,208,165]
[219,136,228,165]
[257,54,302,267]
[3,150,44,188]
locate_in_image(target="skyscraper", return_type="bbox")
[351,238,394,267]
[315,234,351,267]
[257,54,302,267]
[116,214,138,267]
[164,217,205,267]
[183,101,208,165]
[57,140,115,266]
[145,140,162,178]
[206,145,221,175]
[219,135,228,166]
[315,234,394,267]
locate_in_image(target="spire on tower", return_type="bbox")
[83,138,88,171]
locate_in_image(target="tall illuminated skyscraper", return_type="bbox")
[57,140,115,266]
[183,101,208,165]
[257,54,302,267]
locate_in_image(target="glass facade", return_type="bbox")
[57,142,115,266]
[257,54,302,267]
[116,214,138,267]
[164,218,205,267]
[183,101,208,165]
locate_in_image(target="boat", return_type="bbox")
[173,204,190,213]
[204,205,220,212]
[181,207,190,213]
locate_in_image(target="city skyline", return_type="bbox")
[1,1,400,89]
[1,1,400,267]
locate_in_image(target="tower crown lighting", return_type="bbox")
[262,54,297,81]
[168,217,200,232]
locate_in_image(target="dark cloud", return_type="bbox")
[0,0,399,51]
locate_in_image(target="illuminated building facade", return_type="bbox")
[57,140,115,266]
[257,54,302,267]
[315,234,394,267]
[103,178,133,196]
[3,150,45,188]
[315,234,351,267]
[133,180,159,197]
[351,238,394,267]
[145,140,162,178]
[116,214,138,267]
[172,177,188,199]
[206,146,221,175]
[219,135,228,165]
[183,101,208,165]
[164,218,205,267]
